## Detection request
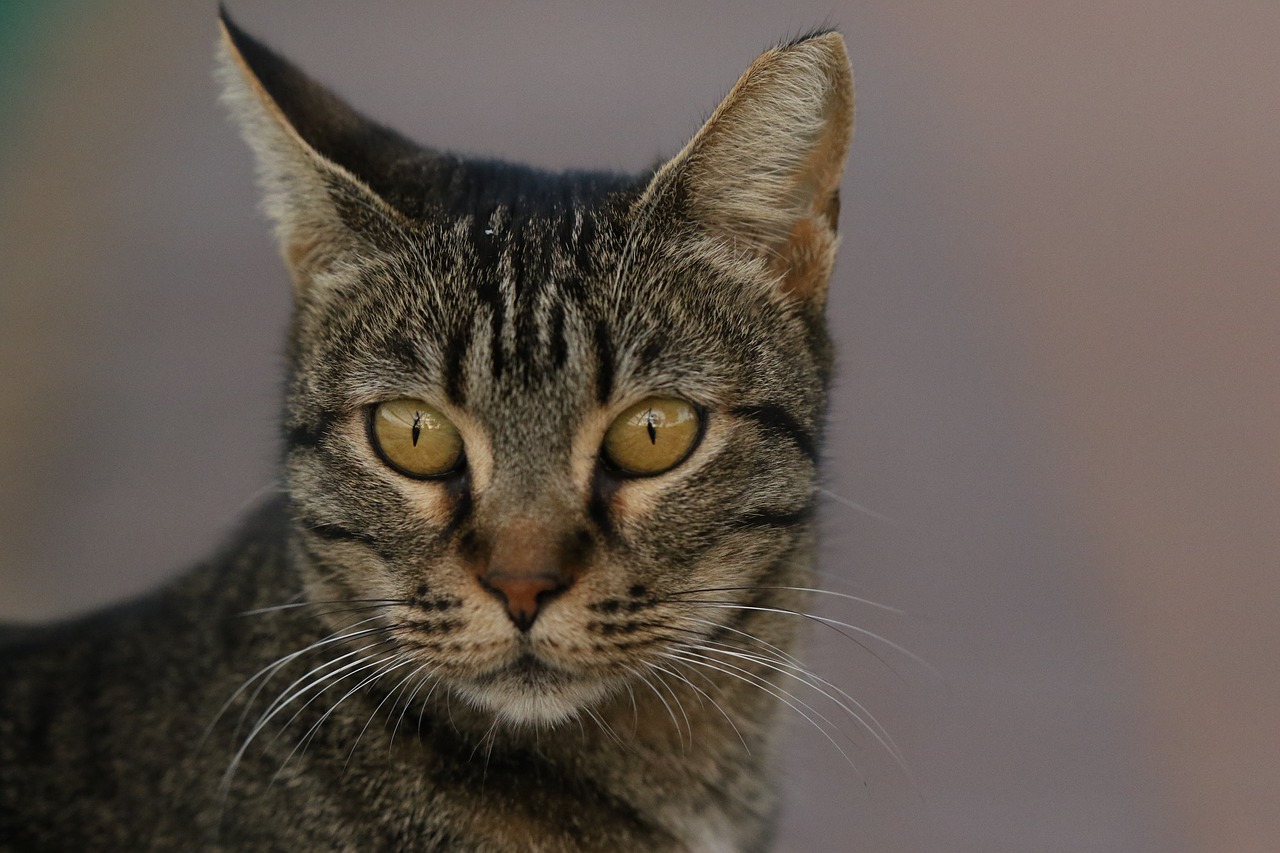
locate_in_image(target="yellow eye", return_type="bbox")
[602,397,702,476]
[369,399,464,478]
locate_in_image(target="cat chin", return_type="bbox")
[455,678,613,728]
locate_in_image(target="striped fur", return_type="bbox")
[0,11,853,851]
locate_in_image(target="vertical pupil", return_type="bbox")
[646,409,657,444]
[411,411,423,446]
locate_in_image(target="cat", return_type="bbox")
[0,9,853,851]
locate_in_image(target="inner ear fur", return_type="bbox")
[652,32,854,306]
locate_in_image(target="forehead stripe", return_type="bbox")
[593,320,615,404]
[443,322,472,405]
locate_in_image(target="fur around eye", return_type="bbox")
[369,399,465,478]
[602,398,702,476]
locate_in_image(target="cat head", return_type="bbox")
[218,11,852,725]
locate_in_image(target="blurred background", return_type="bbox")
[2,1,1277,850]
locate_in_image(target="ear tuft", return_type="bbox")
[653,31,854,306]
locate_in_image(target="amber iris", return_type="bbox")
[370,399,464,478]
[602,397,701,476]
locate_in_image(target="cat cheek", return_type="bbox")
[397,488,466,533]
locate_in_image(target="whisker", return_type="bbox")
[228,649,397,791]
[583,705,627,750]
[389,663,442,755]
[679,638,911,779]
[680,616,808,670]
[672,599,898,677]
[470,716,502,784]
[665,648,849,750]
[662,649,860,776]
[277,647,410,745]
[221,620,415,797]
[659,621,899,759]
[343,657,421,773]
[622,679,640,735]
[237,598,404,618]
[231,622,401,740]
[667,585,906,616]
[678,601,937,678]
[620,663,685,752]
[645,664,693,751]
[203,617,393,746]
[817,487,896,524]
[276,653,408,783]
[646,660,750,754]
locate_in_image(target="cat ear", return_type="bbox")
[648,32,854,306]
[216,9,409,294]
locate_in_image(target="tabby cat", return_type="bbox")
[0,10,854,851]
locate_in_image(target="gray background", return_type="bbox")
[3,2,1278,851]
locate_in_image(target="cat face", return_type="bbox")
[219,15,852,725]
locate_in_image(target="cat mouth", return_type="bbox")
[456,651,611,725]
[492,652,570,686]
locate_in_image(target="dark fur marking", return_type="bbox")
[470,208,503,270]
[590,620,659,636]
[732,404,816,460]
[547,301,568,371]
[511,225,551,378]
[638,338,664,367]
[443,321,472,405]
[471,213,507,380]
[573,213,598,271]
[300,518,378,544]
[593,320,614,403]
[557,270,589,303]
[387,330,424,373]
[488,306,506,380]
[586,463,626,543]
[506,216,542,374]
[284,410,337,450]
[730,503,815,529]
[456,529,482,562]
[442,474,474,539]
[297,516,401,563]
[406,619,462,634]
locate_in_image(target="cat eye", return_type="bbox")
[602,397,702,476]
[369,399,464,479]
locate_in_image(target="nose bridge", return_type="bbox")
[489,404,572,487]
[479,397,582,520]
[475,461,578,534]
[473,514,584,632]
[487,517,561,572]
[468,393,587,630]
[471,469,585,634]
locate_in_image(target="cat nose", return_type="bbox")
[478,572,570,632]
[475,521,581,631]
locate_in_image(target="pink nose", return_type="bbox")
[479,572,569,631]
